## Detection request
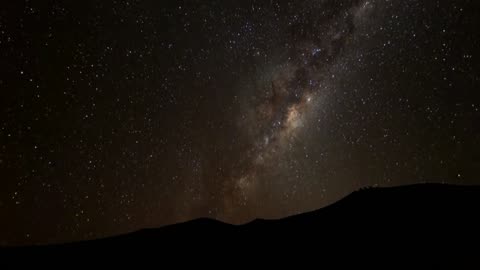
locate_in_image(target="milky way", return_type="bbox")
[222,0,377,219]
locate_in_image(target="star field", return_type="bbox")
[1,0,479,245]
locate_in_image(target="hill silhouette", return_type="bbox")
[2,183,479,267]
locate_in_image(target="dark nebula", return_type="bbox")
[1,0,479,245]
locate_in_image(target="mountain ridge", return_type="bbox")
[2,183,479,267]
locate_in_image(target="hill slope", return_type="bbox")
[2,183,480,266]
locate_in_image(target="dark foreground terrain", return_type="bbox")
[2,183,480,267]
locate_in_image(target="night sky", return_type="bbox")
[1,0,479,245]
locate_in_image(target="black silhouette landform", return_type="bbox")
[2,183,479,266]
